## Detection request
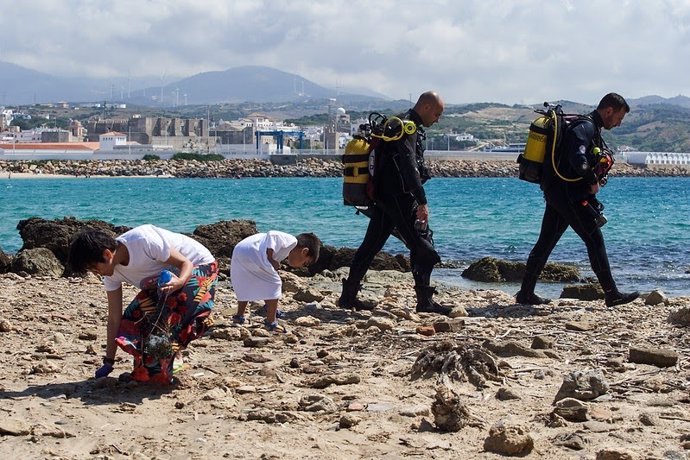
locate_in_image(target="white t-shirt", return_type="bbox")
[230,231,297,301]
[103,224,215,292]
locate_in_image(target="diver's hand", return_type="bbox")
[416,204,429,222]
[95,363,114,378]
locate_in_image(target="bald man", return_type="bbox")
[339,91,452,315]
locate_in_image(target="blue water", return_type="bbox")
[1,176,689,297]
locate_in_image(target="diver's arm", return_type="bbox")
[393,133,427,204]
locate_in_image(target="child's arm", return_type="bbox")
[104,287,123,362]
[266,248,281,271]
[160,247,194,293]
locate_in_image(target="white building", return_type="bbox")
[99,131,128,150]
[625,151,690,166]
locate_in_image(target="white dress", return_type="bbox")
[230,231,297,301]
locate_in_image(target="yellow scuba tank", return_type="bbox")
[342,135,373,206]
[518,115,551,183]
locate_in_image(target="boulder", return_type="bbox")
[11,247,65,277]
[560,283,604,301]
[191,219,258,259]
[308,244,409,275]
[462,257,580,282]
[0,247,11,274]
[17,217,128,268]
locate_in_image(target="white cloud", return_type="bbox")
[1,0,689,104]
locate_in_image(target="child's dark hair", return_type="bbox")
[296,232,321,262]
[68,228,118,273]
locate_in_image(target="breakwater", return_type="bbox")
[1,157,690,178]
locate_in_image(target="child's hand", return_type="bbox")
[159,273,183,294]
[270,259,281,271]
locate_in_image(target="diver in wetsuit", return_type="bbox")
[338,91,452,315]
[517,92,639,308]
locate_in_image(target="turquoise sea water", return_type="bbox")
[1,176,689,297]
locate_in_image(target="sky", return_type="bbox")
[1,0,689,105]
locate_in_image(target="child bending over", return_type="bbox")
[230,231,320,331]
[69,225,218,384]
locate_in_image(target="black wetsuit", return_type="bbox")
[346,109,440,293]
[522,110,619,294]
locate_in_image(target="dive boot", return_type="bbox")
[605,290,640,308]
[338,279,375,311]
[515,290,551,305]
[415,286,453,316]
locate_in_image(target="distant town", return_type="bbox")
[1,99,689,168]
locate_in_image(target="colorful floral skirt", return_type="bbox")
[115,261,219,384]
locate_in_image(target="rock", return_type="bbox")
[554,432,587,451]
[560,283,604,301]
[629,346,678,367]
[553,397,589,422]
[16,216,128,270]
[595,449,635,460]
[210,328,245,341]
[0,419,32,436]
[294,316,321,327]
[309,373,360,389]
[554,369,609,402]
[366,317,394,332]
[668,307,690,326]
[432,319,464,333]
[0,319,12,332]
[399,405,430,417]
[298,394,337,412]
[448,306,468,318]
[462,257,579,282]
[483,340,547,358]
[307,244,409,275]
[339,414,360,429]
[416,325,435,336]
[483,419,534,456]
[565,321,596,332]
[243,337,270,348]
[293,288,324,302]
[531,335,554,349]
[11,248,64,278]
[347,402,365,412]
[496,387,521,401]
[0,247,11,273]
[202,387,227,400]
[431,384,474,432]
[645,289,667,305]
[190,220,258,259]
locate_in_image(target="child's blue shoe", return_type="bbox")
[231,314,247,325]
[264,319,287,333]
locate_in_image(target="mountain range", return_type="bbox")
[2,61,690,110]
[0,62,389,106]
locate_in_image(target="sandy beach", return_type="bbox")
[1,268,689,459]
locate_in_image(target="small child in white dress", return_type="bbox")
[230,231,321,331]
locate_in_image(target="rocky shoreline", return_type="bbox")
[1,157,690,179]
[1,221,689,458]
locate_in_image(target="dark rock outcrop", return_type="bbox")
[308,245,409,275]
[0,247,11,274]
[191,220,259,259]
[462,257,580,283]
[17,217,129,268]
[11,248,65,277]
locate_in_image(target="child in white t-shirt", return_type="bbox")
[69,224,219,384]
[230,231,320,331]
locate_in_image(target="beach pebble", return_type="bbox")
[0,319,12,332]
